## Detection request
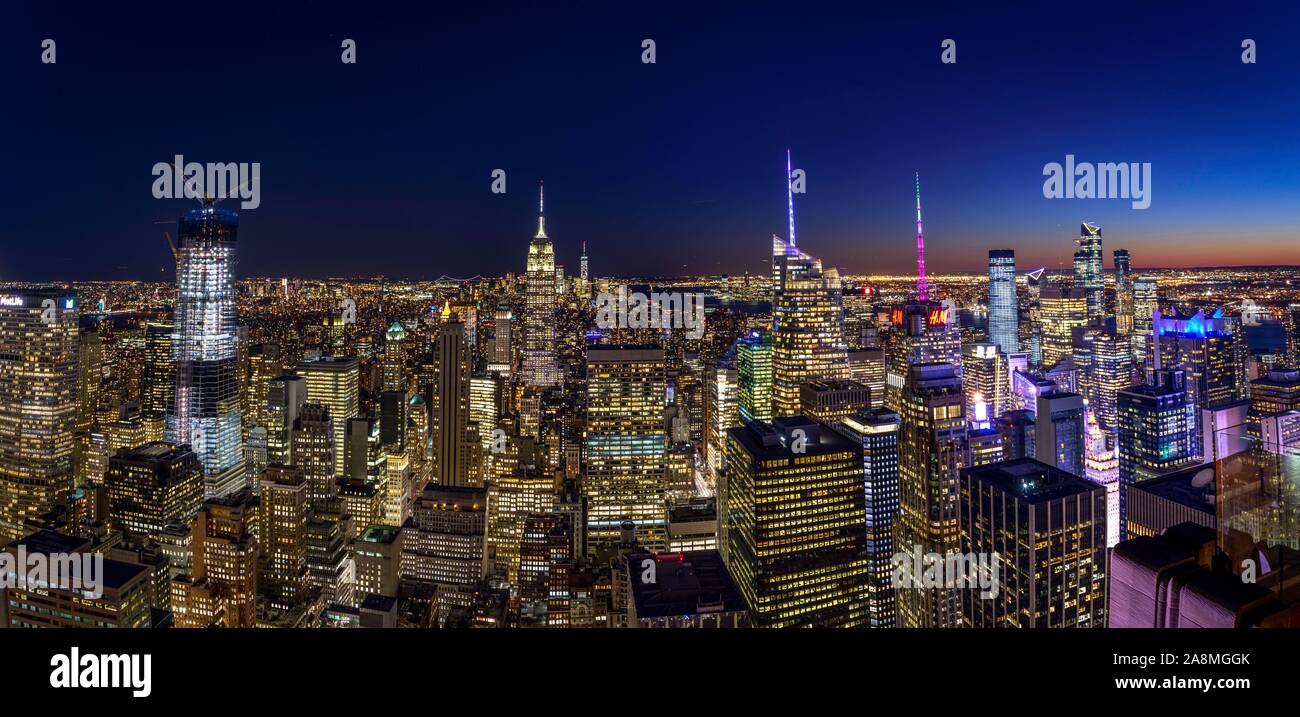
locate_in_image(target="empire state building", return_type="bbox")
[523,183,559,387]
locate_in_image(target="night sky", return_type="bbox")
[3,1,1298,281]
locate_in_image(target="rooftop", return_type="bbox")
[628,550,747,619]
[964,458,1102,502]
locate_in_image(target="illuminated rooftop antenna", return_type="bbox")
[915,172,928,301]
[535,181,547,239]
[786,149,796,248]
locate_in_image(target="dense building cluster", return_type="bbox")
[3,170,1300,630]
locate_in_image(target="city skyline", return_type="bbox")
[5,2,1300,281]
[5,0,1300,647]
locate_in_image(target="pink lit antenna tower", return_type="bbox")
[914,172,928,301]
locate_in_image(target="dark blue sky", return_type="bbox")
[3,1,1298,281]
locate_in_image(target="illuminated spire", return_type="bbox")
[786,149,796,248]
[915,172,928,301]
[535,181,547,239]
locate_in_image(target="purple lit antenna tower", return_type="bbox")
[915,172,928,301]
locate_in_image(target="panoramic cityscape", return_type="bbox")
[3,3,1299,654]
[3,164,1299,631]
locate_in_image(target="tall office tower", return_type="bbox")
[344,416,385,484]
[847,347,887,407]
[736,331,774,423]
[490,306,512,376]
[579,240,589,282]
[1250,367,1300,416]
[243,342,280,432]
[167,203,246,499]
[1034,390,1086,477]
[73,327,102,486]
[1132,276,1159,363]
[704,365,739,479]
[306,510,355,607]
[987,249,1018,355]
[726,417,868,627]
[517,512,558,601]
[432,314,475,487]
[1038,283,1087,369]
[171,490,258,628]
[469,372,499,441]
[584,346,667,551]
[382,321,408,393]
[379,322,410,456]
[962,342,1008,425]
[400,485,488,618]
[885,301,962,412]
[486,467,556,584]
[769,154,850,415]
[770,250,850,415]
[1083,413,1121,547]
[836,409,901,627]
[1117,369,1194,536]
[338,480,382,542]
[353,524,401,603]
[959,458,1108,627]
[523,184,559,387]
[298,356,359,479]
[1025,268,1045,367]
[1082,326,1134,438]
[105,442,203,546]
[258,464,309,613]
[843,287,877,349]
[142,321,174,442]
[1113,249,1134,334]
[382,444,412,529]
[0,289,79,542]
[292,403,336,503]
[1073,222,1105,320]
[1286,303,1300,368]
[799,379,872,424]
[1150,309,1239,460]
[995,409,1036,461]
[895,363,968,628]
[265,372,306,466]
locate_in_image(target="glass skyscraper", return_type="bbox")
[1113,249,1133,335]
[0,289,79,541]
[166,202,246,499]
[1074,222,1105,321]
[987,249,1018,356]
